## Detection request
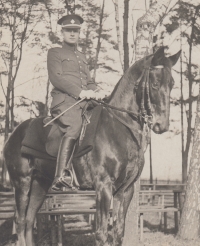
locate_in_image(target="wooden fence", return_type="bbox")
[0,187,186,244]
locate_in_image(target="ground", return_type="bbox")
[0,212,200,246]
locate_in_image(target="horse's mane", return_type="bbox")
[105,54,153,104]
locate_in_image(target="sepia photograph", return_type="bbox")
[0,0,200,245]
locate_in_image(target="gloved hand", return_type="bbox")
[79,90,96,99]
[94,90,107,100]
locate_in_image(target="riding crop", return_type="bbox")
[43,89,99,127]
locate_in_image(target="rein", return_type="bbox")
[91,99,139,121]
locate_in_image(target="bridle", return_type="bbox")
[93,64,167,128]
[135,64,166,126]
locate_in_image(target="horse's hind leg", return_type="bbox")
[112,184,134,246]
[8,156,33,246]
[25,172,52,246]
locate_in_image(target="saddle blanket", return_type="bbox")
[21,106,103,160]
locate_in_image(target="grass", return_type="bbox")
[141,233,200,246]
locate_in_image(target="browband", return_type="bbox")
[152,65,164,68]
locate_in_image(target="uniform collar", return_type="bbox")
[62,42,77,51]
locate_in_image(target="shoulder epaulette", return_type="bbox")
[50,46,62,51]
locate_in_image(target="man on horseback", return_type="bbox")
[47,14,104,191]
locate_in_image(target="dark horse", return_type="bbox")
[4,47,180,246]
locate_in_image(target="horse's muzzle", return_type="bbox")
[152,123,168,134]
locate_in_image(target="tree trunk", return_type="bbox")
[149,131,153,183]
[180,24,185,183]
[4,90,10,142]
[123,0,172,244]
[11,87,15,130]
[92,0,105,81]
[9,2,17,134]
[82,25,90,54]
[135,0,172,60]
[149,0,154,6]
[182,12,196,183]
[113,0,124,70]
[178,83,200,239]
[4,8,16,142]
[123,0,129,72]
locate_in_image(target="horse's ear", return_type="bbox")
[151,47,165,66]
[168,50,181,66]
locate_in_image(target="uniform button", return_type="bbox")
[80,66,82,68]
[78,61,81,63]
[81,85,84,88]
[80,72,82,73]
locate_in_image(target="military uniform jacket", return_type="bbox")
[47,42,97,110]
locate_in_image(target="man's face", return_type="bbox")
[62,28,80,44]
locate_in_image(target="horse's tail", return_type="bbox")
[3,119,33,170]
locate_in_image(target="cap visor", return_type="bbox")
[62,24,81,29]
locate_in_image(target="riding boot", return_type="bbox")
[51,136,76,191]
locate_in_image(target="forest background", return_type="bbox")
[0,0,200,184]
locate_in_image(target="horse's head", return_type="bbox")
[108,47,180,134]
[144,47,181,134]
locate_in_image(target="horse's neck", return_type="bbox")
[109,66,141,114]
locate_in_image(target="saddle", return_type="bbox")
[21,105,103,160]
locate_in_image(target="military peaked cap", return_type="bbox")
[58,14,84,29]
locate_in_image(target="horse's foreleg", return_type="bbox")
[95,181,112,246]
[112,184,134,246]
[25,172,52,246]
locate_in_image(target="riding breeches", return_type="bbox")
[50,96,83,139]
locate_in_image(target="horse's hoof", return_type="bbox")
[11,234,18,243]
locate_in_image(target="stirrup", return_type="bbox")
[51,170,74,191]
[64,169,74,186]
